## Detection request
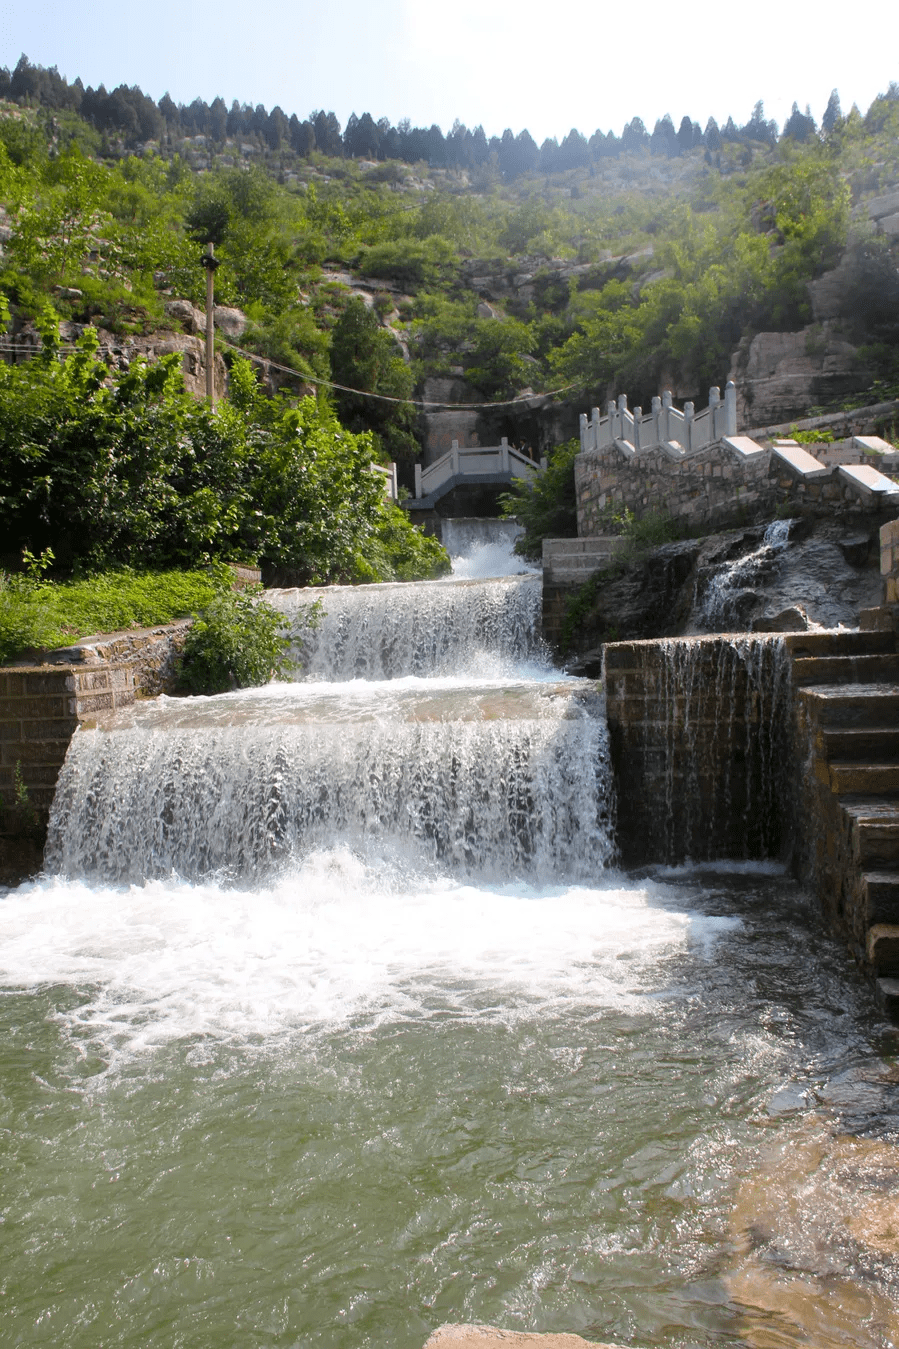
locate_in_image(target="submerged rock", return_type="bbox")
[424,1329,630,1349]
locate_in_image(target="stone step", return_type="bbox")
[863,871,899,926]
[785,629,896,658]
[823,727,899,761]
[867,923,899,975]
[841,799,899,868]
[792,653,899,686]
[799,684,899,727]
[829,762,899,795]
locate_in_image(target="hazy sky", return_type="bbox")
[1,0,896,144]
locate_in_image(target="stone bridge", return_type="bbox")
[407,438,546,513]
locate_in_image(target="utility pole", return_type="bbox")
[200,242,220,407]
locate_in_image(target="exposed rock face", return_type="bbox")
[164,299,206,334]
[728,324,868,426]
[213,305,249,340]
[2,317,228,401]
[561,516,887,672]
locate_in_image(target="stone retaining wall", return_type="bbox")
[576,437,898,538]
[603,636,792,865]
[882,518,899,606]
[0,621,190,886]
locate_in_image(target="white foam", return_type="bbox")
[0,862,736,1063]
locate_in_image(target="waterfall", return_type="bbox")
[268,573,548,681]
[440,517,535,579]
[652,635,792,861]
[693,519,792,631]
[12,527,897,1349]
[45,685,614,885]
[45,527,612,886]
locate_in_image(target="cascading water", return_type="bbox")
[267,571,547,680]
[441,516,536,579]
[2,520,898,1349]
[694,518,793,631]
[650,634,793,862]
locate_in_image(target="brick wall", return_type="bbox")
[0,621,191,886]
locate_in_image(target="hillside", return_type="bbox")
[0,60,897,486]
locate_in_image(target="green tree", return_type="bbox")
[329,296,417,461]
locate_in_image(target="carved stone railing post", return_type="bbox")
[708,386,721,441]
[725,380,737,437]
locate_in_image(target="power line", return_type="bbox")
[0,336,578,410]
[219,338,576,410]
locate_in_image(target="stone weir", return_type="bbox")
[603,620,899,1009]
[0,621,190,886]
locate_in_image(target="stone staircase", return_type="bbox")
[788,625,899,1013]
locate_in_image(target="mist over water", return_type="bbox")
[2,522,898,1349]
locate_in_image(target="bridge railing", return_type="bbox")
[579,383,738,459]
[414,438,545,499]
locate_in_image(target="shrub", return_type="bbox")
[499,438,580,560]
[177,588,321,694]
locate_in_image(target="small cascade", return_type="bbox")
[606,634,793,864]
[441,517,535,580]
[45,684,614,885]
[655,634,792,861]
[268,573,548,681]
[694,519,792,631]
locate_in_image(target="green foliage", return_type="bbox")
[356,236,457,289]
[0,86,894,509]
[789,425,834,444]
[465,316,536,398]
[360,503,452,582]
[329,296,417,460]
[601,504,681,548]
[499,438,579,560]
[0,343,433,586]
[177,588,315,694]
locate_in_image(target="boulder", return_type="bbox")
[164,299,206,335]
[751,605,809,632]
[868,189,899,220]
[213,306,249,340]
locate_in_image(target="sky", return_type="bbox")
[0,0,896,145]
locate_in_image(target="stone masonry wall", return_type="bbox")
[0,621,191,886]
[576,438,897,538]
[882,518,899,607]
[603,636,792,866]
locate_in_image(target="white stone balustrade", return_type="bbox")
[579,383,738,458]
[414,438,545,501]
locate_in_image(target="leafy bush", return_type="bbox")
[177,588,321,694]
[360,503,451,581]
[500,439,580,560]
